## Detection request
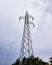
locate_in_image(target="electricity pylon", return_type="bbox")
[19,11,34,60]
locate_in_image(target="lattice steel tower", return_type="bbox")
[19,11,34,60]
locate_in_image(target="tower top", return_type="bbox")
[25,11,28,15]
[19,11,35,27]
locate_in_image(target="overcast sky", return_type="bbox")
[0,0,52,65]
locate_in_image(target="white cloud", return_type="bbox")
[29,0,52,61]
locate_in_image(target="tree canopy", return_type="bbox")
[12,55,49,65]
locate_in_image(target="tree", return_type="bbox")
[12,56,49,65]
[22,56,27,65]
[12,59,20,65]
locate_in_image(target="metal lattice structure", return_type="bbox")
[19,11,34,60]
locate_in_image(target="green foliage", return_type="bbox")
[12,59,20,65]
[12,55,49,65]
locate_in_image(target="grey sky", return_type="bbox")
[0,0,52,65]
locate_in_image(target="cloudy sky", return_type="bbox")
[0,0,52,65]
